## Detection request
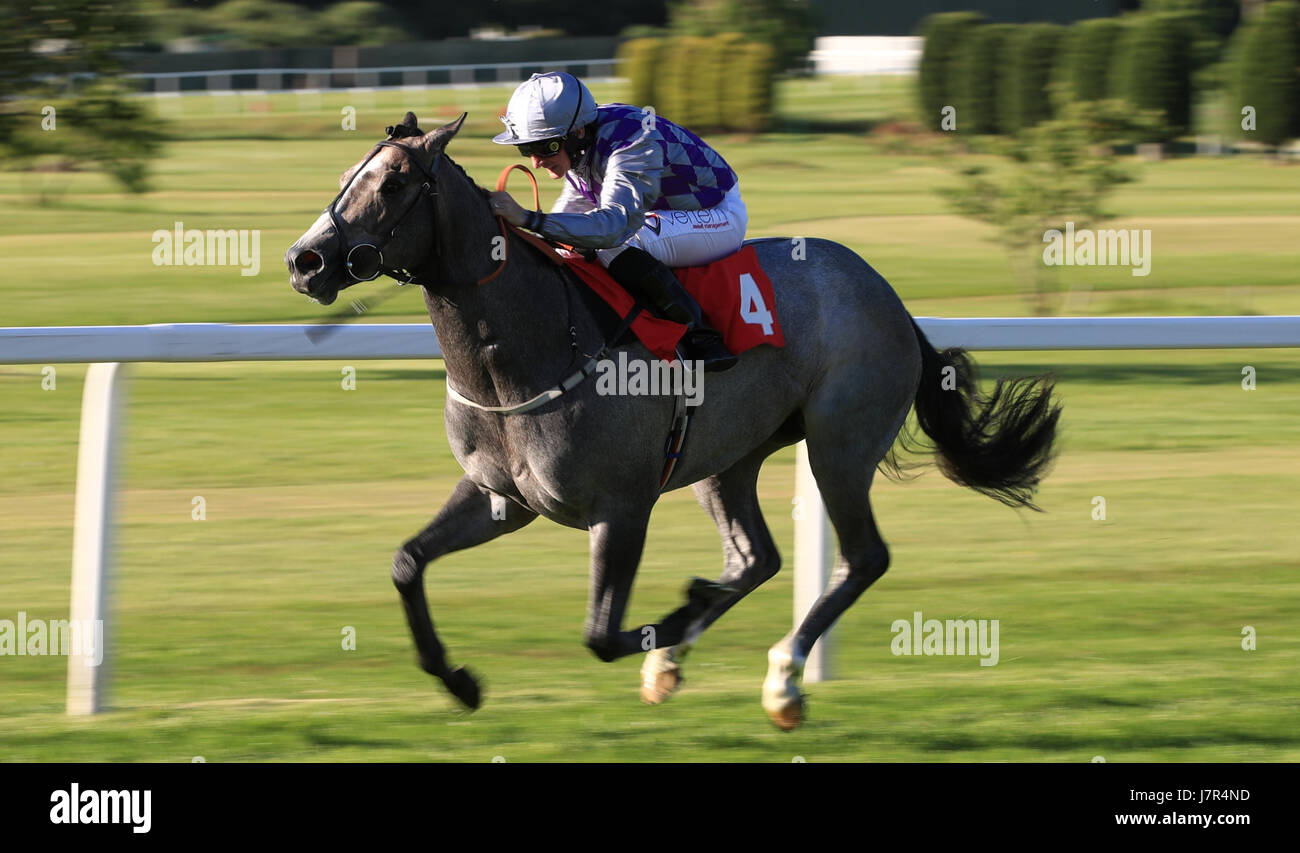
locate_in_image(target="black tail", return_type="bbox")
[903,318,1061,510]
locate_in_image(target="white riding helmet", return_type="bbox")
[493,71,598,147]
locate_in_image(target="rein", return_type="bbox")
[445,163,639,416]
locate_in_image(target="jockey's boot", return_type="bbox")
[607,247,738,373]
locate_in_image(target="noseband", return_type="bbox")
[325,137,443,285]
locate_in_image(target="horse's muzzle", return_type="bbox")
[286,245,339,304]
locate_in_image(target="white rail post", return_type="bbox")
[67,362,128,715]
[794,440,834,682]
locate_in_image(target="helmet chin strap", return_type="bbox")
[564,127,591,166]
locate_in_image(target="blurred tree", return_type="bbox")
[317,2,411,46]
[667,0,815,72]
[205,0,318,48]
[135,0,218,46]
[386,0,667,40]
[946,97,1162,315]
[137,0,669,43]
[0,0,164,196]
[1144,0,1242,39]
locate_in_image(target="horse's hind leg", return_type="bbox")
[762,471,889,729]
[393,476,537,710]
[762,396,909,729]
[641,447,782,704]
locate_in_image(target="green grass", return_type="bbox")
[0,78,1297,762]
[2,352,1297,762]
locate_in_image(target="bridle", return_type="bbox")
[324,130,513,288]
[325,135,446,286]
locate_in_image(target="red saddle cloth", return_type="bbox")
[561,244,786,362]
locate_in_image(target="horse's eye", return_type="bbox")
[381,178,402,196]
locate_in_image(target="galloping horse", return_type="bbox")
[284,113,1060,729]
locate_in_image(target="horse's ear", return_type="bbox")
[422,112,467,152]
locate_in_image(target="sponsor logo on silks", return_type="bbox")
[594,350,703,406]
[890,611,1000,666]
[50,783,151,834]
[643,213,661,235]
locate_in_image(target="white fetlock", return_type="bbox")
[640,644,689,705]
[761,636,806,731]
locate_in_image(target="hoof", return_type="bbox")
[444,666,482,711]
[640,667,681,705]
[761,638,806,731]
[640,646,686,705]
[765,695,805,731]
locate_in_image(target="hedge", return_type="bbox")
[1062,17,1126,104]
[1001,22,1066,134]
[1233,0,1300,146]
[617,38,662,110]
[956,23,1016,135]
[918,12,987,132]
[1115,12,1196,143]
[727,41,777,133]
[618,34,775,134]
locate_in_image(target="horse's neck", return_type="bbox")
[422,226,584,405]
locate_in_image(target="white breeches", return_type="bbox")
[597,184,748,268]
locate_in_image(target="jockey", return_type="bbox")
[489,71,743,372]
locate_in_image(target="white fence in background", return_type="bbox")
[129,38,929,95]
[130,58,619,95]
[3,315,1300,715]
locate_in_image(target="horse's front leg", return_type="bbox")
[393,476,536,709]
[583,514,727,662]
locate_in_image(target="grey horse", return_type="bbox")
[285,113,1060,729]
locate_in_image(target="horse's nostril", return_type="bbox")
[295,249,324,274]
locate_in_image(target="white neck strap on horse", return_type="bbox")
[444,356,599,415]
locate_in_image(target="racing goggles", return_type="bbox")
[516,136,566,158]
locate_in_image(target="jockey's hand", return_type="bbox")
[488,192,528,228]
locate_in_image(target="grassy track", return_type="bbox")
[0,78,1297,761]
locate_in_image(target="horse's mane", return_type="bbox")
[443,154,492,204]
